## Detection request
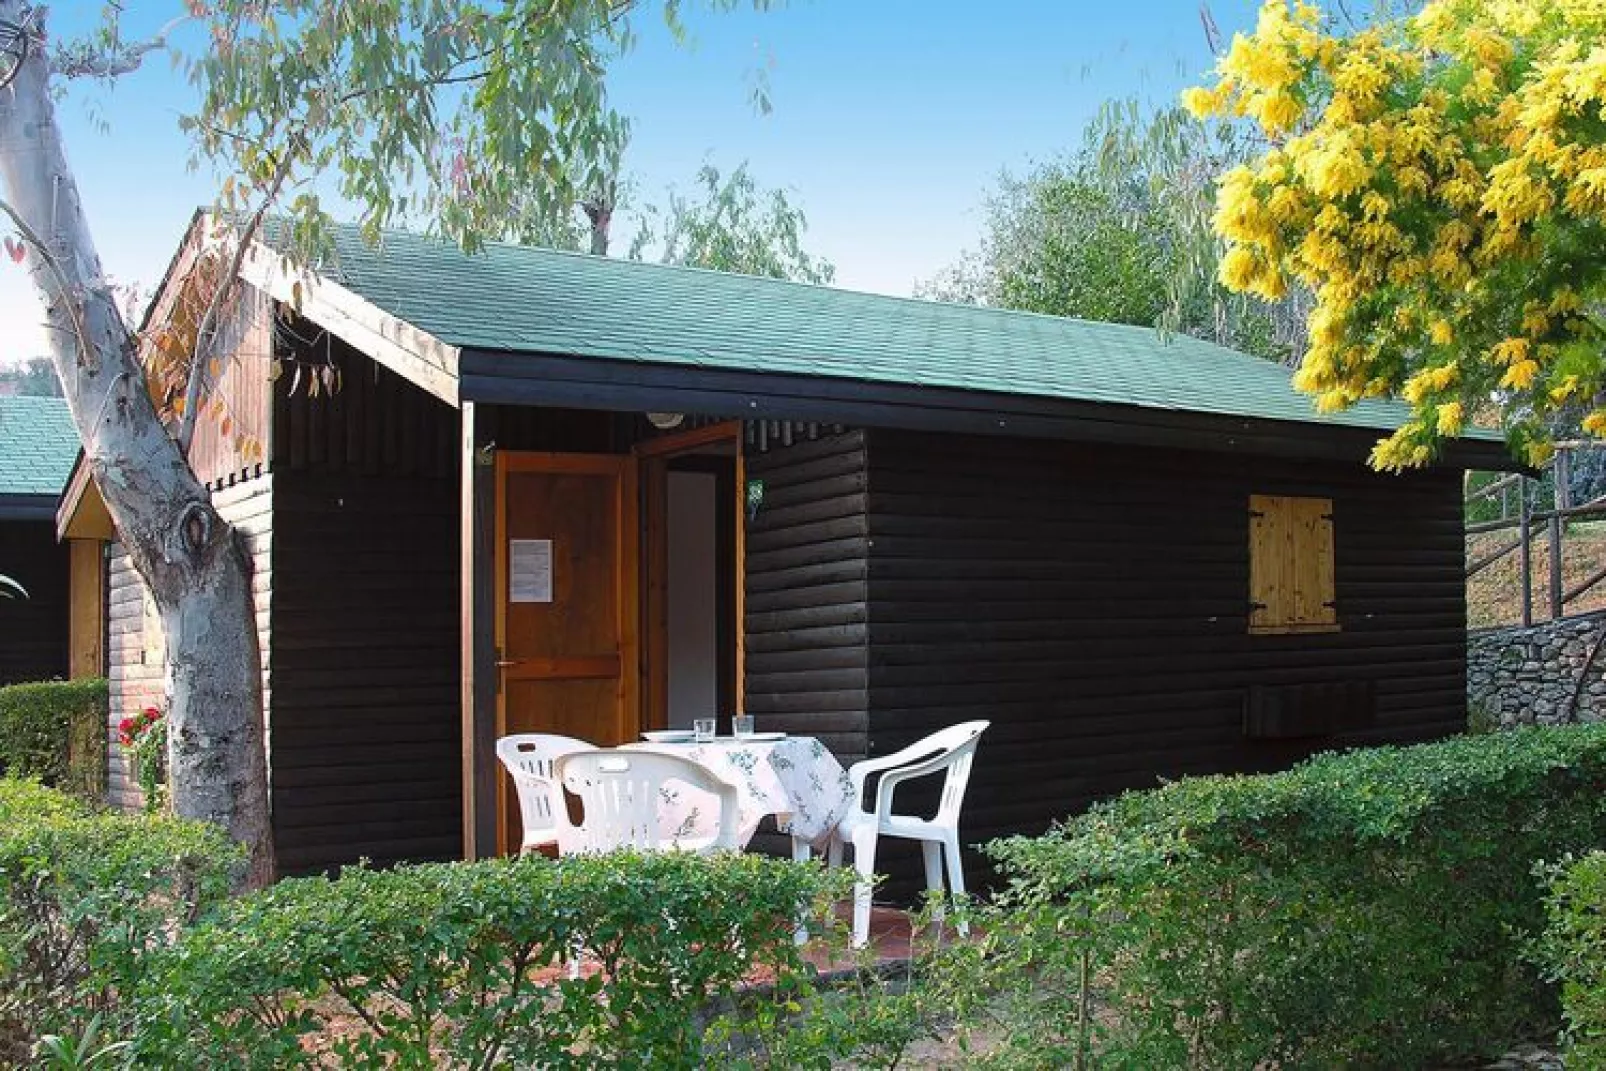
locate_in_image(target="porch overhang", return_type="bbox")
[457,348,1519,472]
[54,455,113,541]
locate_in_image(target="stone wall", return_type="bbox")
[1468,611,1606,728]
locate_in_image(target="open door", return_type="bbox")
[637,422,744,733]
[495,452,639,854]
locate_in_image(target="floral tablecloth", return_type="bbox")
[626,735,854,851]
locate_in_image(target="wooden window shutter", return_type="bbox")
[1248,495,1338,635]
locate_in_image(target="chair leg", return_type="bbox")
[943,832,969,937]
[791,836,812,945]
[826,832,843,868]
[920,840,946,923]
[850,828,878,949]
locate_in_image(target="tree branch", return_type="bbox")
[51,15,186,79]
[177,140,300,455]
[0,195,95,372]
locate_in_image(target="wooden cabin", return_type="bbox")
[60,216,1513,885]
[0,395,88,686]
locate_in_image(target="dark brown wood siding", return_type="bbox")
[864,429,1467,890]
[743,429,870,763]
[268,338,461,874]
[0,519,69,687]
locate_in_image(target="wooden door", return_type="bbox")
[496,453,639,854]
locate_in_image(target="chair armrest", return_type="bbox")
[847,740,948,798]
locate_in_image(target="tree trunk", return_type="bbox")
[0,3,273,886]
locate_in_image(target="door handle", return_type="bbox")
[496,659,521,669]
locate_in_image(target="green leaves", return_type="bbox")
[923,99,1296,364]
[0,679,107,798]
[1538,851,1606,1064]
[136,851,837,1068]
[0,779,242,1060]
[968,724,1606,1067]
[629,161,836,284]
[187,1,772,267]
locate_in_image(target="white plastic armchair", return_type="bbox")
[826,720,990,947]
[554,750,741,855]
[495,734,595,854]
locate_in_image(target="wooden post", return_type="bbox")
[459,402,499,859]
[1520,478,1533,628]
[1558,447,1574,511]
[1550,512,1564,621]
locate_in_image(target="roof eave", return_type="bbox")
[457,348,1522,471]
[55,453,113,542]
[0,493,61,523]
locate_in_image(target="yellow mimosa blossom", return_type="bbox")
[1436,401,1465,436]
[1185,0,1606,469]
[1583,411,1606,437]
[1501,360,1540,390]
[1490,338,1531,365]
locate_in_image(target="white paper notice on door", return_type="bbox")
[509,539,554,603]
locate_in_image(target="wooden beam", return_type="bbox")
[1550,512,1564,621]
[459,401,497,859]
[67,539,105,679]
[735,443,747,716]
[633,420,743,458]
[1520,478,1533,628]
[240,239,461,406]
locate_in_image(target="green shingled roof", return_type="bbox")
[0,396,77,498]
[309,222,1476,438]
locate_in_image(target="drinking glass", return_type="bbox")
[693,717,717,743]
[733,714,755,739]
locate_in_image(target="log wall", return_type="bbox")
[742,430,871,762]
[862,429,1467,892]
[0,519,68,686]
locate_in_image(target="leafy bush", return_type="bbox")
[0,778,242,1064]
[0,679,108,800]
[958,726,1606,1069]
[135,851,846,1069]
[1538,851,1606,1065]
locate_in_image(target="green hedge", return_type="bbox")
[0,780,888,1068]
[133,851,845,1069]
[0,778,242,1064]
[0,678,108,800]
[1539,851,1606,1065]
[957,725,1606,1069]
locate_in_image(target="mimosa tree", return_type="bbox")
[1185,0,1606,469]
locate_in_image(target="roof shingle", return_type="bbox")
[301,222,1488,440]
[0,396,78,498]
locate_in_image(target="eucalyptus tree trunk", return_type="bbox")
[0,1,273,885]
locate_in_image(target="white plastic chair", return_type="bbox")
[495,733,595,854]
[554,750,740,855]
[826,720,990,947]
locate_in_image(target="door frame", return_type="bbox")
[634,421,746,731]
[493,450,640,854]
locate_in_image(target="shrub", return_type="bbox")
[0,679,108,800]
[1538,851,1606,1066]
[959,725,1606,1069]
[0,778,242,1063]
[135,851,845,1069]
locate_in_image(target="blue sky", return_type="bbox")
[0,0,1261,364]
